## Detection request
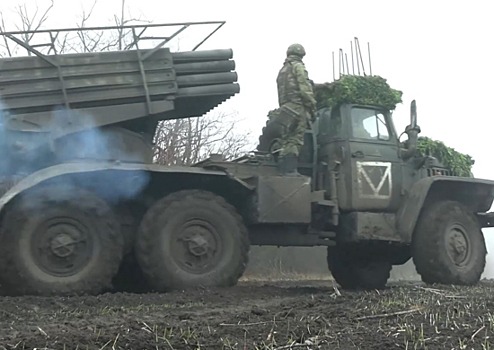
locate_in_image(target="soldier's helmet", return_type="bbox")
[286,43,306,58]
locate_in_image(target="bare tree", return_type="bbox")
[0,14,12,57]
[153,112,252,166]
[0,0,54,57]
[72,0,149,53]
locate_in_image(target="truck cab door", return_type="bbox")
[342,104,402,211]
[316,105,402,212]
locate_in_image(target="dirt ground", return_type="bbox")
[0,279,493,350]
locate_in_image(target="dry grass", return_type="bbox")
[3,281,494,349]
[240,272,332,282]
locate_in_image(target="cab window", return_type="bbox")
[351,107,390,141]
[328,108,343,137]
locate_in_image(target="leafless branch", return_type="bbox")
[16,0,54,43]
[0,14,13,57]
[76,0,101,53]
[153,112,250,166]
[2,0,55,56]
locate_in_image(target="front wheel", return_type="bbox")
[412,200,486,285]
[136,190,249,291]
[327,246,391,290]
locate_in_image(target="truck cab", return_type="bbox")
[312,104,402,212]
[253,99,494,290]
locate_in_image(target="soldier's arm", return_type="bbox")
[292,62,317,109]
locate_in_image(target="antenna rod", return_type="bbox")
[345,53,349,76]
[339,48,344,76]
[356,37,366,75]
[368,42,372,76]
[354,38,360,75]
[332,51,335,80]
[350,41,355,74]
[337,49,340,77]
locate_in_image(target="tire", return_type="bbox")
[412,200,486,285]
[0,185,123,296]
[136,190,249,291]
[327,246,391,290]
[257,123,282,154]
[257,108,284,153]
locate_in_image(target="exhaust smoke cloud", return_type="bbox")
[0,99,152,205]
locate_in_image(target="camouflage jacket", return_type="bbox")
[276,55,316,111]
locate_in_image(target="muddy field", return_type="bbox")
[0,279,494,349]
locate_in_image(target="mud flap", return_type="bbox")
[478,212,494,228]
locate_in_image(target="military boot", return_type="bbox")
[278,153,300,176]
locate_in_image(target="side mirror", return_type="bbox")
[402,100,421,160]
[410,100,417,129]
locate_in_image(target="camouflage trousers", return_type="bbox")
[274,103,310,157]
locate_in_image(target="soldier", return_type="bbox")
[276,43,316,175]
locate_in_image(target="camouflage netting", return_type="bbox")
[314,75,403,110]
[416,137,475,177]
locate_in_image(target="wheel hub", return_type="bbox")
[173,219,221,274]
[33,218,92,277]
[446,224,470,266]
[50,231,78,258]
[186,234,210,257]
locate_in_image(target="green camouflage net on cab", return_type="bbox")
[314,75,403,110]
[311,75,473,176]
[417,137,475,177]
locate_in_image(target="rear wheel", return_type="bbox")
[412,200,486,285]
[136,190,249,291]
[327,246,391,290]
[0,185,123,296]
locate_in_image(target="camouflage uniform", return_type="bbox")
[276,44,316,158]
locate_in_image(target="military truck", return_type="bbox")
[0,22,493,296]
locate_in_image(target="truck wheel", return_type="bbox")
[327,246,391,290]
[258,125,281,154]
[0,185,123,296]
[412,200,486,285]
[257,109,283,153]
[136,190,249,291]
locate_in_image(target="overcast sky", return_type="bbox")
[2,0,494,276]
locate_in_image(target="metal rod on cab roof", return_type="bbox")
[355,37,365,75]
[339,48,345,75]
[345,53,349,76]
[338,49,342,77]
[350,41,355,74]
[332,51,335,81]
[368,42,372,76]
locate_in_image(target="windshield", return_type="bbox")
[351,107,390,141]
